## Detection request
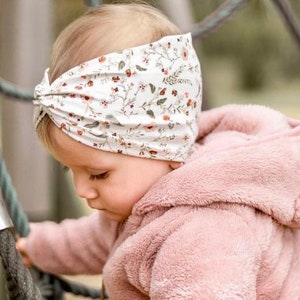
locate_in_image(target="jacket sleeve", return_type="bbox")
[149,208,261,299]
[24,212,119,275]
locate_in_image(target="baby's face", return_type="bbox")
[49,124,174,222]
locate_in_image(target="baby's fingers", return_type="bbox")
[16,238,33,267]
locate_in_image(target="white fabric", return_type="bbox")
[33,33,202,161]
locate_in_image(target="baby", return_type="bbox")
[17,2,300,299]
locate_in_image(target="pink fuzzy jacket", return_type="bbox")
[25,104,300,299]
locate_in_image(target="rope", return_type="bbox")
[0,228,42,299]
[0,154,101,299]
[0,76,33,102]
[52,277,105,299]
[84,0,102,8]
[191,0,249,39]
[0,156,30,238]
[272,0,300,48]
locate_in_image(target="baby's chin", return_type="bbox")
[96,208,128,222]
[86,200,129,222]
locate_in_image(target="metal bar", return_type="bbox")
[0,193,13,232]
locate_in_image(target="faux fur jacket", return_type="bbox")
[24,104,300,299]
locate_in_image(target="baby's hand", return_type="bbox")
[16,238,33,267]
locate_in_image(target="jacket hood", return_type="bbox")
[133,104,300,228]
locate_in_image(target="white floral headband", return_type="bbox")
[33,33,202,162]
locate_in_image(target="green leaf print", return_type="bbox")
[84,121,100,128]
[146,110,155,118]
[149,83,156,93]
[136,65,147,71]
[157,98,167,105]
[118,61,126,70]
[106,114,122,126]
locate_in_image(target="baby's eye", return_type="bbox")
[90,172,109,180]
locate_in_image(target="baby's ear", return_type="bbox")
[169,161,182,170]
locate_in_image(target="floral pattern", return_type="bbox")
[34,33,202,162]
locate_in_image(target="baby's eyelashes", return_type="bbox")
[61,164,109,180]
[89,172,109,180]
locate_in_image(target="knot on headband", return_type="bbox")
[33,33,202,162]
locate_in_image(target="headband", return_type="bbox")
[33,33,202,162]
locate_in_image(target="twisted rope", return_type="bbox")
[0,228,42,299]
[84,0,102,7]
[0,154,101,299]
[0,76,33,102]
[272,0,300,48]
[191,0,249,39]
[0,156,30,238]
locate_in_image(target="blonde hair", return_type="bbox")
[37,2,181,148]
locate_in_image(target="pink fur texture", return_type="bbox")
[25,104,300,299]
